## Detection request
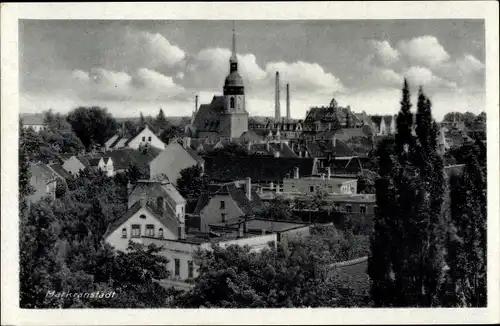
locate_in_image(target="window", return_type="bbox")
[174,259,180,276]
[148,136,152,142]
[230,97,235,109]
[188,260,194,278]
[139,214,146,219]
[310,186,314,193]
[220,200,225,209]
[121,228,127,238]
[142,136,146,141]
[158,228,164,238]
[145,224,155,237]
[131,224,141,238]
[221,213,226,222]
[346,205,352,213]
[360,205,366,214]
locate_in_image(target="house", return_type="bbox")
[105,123,166,150]
[249,118,304,141]
[302,98,364,140]
[202,156,318,190]
[62,155,114,176]
[47,163,72,181]
[149,137,205,185]
[192,178,264,232]
[104,178,280,290]
[21,115,47,132]
[282,168,358,195]
[246,141,298,158]
[28,162,59,202]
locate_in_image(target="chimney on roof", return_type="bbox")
[280,142,284,150]
[286,83,291,121]
[332,136,337,147]
[294,167,299,179]
[140,192,148,206]
[275,71,281,121]
[195,94,199,113]
[247,141,252,152]
[274,151,280,158]
[321,173,325,180]
[238,222,244,238]
[266,142,270,151]
[178,225,186,240]
[326,166,331,179]
[182,137,191,149]
[246,177,252,201]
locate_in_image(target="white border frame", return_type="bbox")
[2,2,499,325]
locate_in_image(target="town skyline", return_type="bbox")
[20,20,485,120]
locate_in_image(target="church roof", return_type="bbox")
[224,71,244,87]
[193,96,225,132]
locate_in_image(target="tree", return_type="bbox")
[159,125,183,145]
[126,161,150,185]
[139,112,146,125]
[176,165,208,199]
[443,141,486,307]
[155,108,168,130]
[66,107,118,150]
[258,195,294,221]
[369,81,446,307]
[357,169,377,194]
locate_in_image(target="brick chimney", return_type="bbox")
[182,137,191,149]
[286,83,291,121]
[294,167,299,179]
[246,177,252,201]
[275,71,281,121]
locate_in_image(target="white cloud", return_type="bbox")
[405,66,457,90]
[104,30,186,71]
[398,36,450,67]
[456,54,485,75]
[369,40,400,66]
[366,67,403,87]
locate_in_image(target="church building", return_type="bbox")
[186,26,249,141]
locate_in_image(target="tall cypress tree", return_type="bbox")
[369,81,446,307]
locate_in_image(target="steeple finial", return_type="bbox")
[230,21,237,64]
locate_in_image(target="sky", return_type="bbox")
[19,19,485,120]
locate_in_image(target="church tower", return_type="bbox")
[220,22,248,139]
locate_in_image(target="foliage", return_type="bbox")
[357,169,378,194]
[176,165,208,199]
[19,169,170,308]
[172,224,370,308]
[369,80,446,307]
[66,106,118,150]
[258,195,295,221]
[442,140,486,307]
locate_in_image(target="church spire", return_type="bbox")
[230,21,238,72]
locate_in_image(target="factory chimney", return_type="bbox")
[195,94,198,113]
[275,71,281,121]
[286,83,291,121]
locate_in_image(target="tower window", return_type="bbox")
[230,97,235,109]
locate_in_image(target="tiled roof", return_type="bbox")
[193,96,225,132]
[305,140,357,159]
[193,182,263,216]
[336,127,371,139]
[203,156,317,182]
[269,143,298,158]
[184,146,205,164]
[130,180,185,205]
[49,164,72,180]
[76,156,91,168]
[103,200,180,240]
[239,130,264,143]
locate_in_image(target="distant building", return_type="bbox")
[187,26,249,141]
[62,155,113,176]
[192,178,263,232]
[149,137,205,186]
[370,115,396,136]
[282,168,358,195]
[105,123,166,151]
[28,162,59,202]
[21,115,47,132]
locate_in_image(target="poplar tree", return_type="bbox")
[369,80,446,307]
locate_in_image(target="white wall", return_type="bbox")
[62,156,86,175]
[105,206,177,252]
[127,127,166,150]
